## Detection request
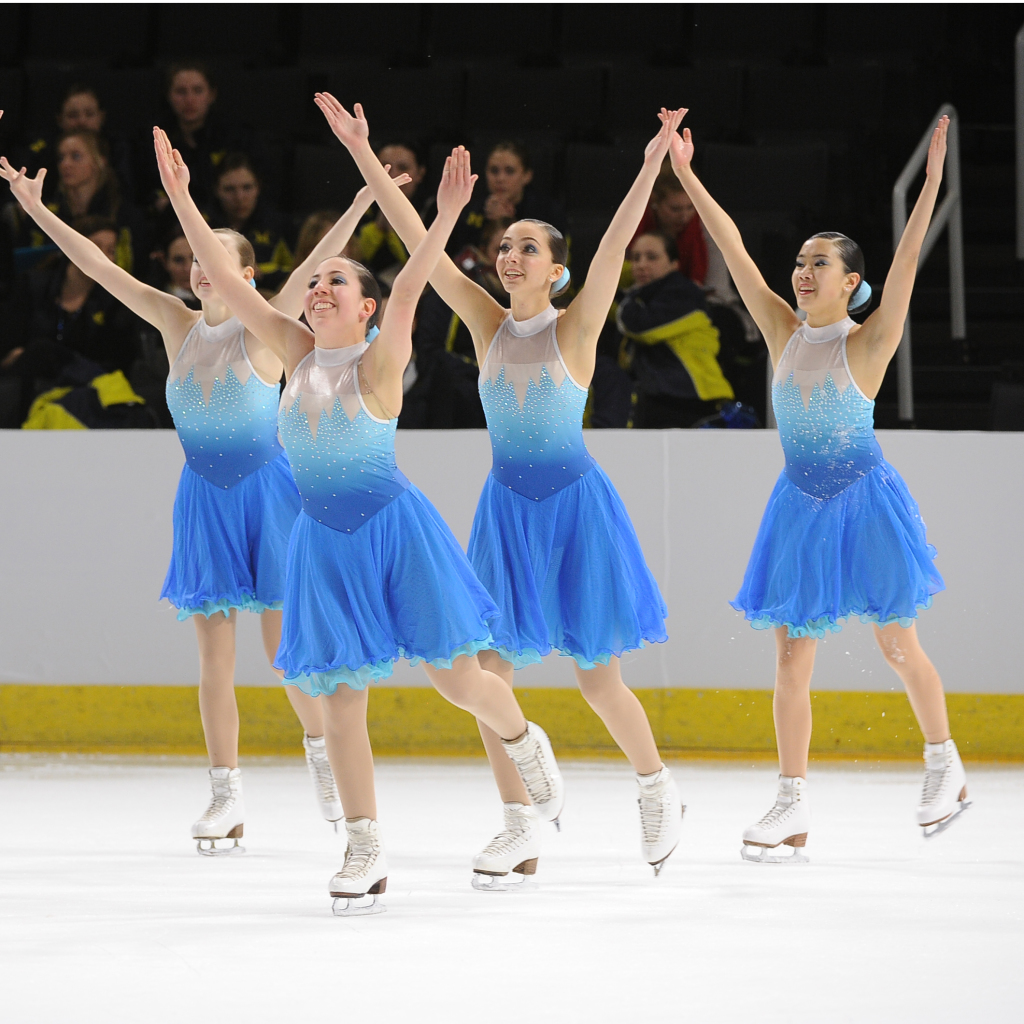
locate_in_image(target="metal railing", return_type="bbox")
[1017,23,1024,260]
[892,103,965,424]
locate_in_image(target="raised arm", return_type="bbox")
[669,127,799,362]
[558,108,685,369]
[363,148,478,414]
[154,128,312,373]
[315,95,505,351]
[0,156,197,357]
[269,171,409,318]
[852,116,948,380]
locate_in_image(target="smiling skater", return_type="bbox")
[668,115,969,861]
[0,119,405,854]
[321,96,686,885]
[155,128,563,913]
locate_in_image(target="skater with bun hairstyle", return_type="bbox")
[0,110,407,856]
[667,114,969,861]
[320,95,685,884]
[154,128,564,914]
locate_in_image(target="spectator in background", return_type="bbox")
[357,140,429,287]
[204,153,294,294]
[446,140,566,256]
[11,129,145,275]
[17,84,137,205]
[295,210,341,264]
[1,214,142,422]
[634,171,707,285]
[617,231,734,428]
[150,228,199,307]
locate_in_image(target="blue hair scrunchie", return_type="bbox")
[850,279,872,310]
[249,277,257,289]
[365,324,380,343]
[551,266,570,294]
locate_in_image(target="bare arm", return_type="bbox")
[0,156,197,359]
[269,170,409,318]
[849,116,948,389]
[668,128,799,363]
[558,108,685,377]
[315,95,505,356]
[153,128,312,374]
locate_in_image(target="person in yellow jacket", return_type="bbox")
[617,231,734,427]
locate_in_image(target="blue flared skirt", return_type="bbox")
[468,465,668,669]
[275,485,498,696]
[731,459,945,639]
[160,453,301,620]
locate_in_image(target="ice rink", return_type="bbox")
[2,756,1021,1023]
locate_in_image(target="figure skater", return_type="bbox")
[0,128,406,855]
[667,115,969,861]
[319,95,686,883]
[154,129,564,914]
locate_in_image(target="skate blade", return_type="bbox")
[741,843,808,865]
[195,838,245,856]
[471,872,539,893]
[922,799,972,839]
[332,894,386,917]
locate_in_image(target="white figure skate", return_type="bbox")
[741,775,809,864]
[501,723,565,829]
[472,802,542,891]
[303,734,343,829]
[192,766,245,856]
[637,765,685,876]
[919,739,971,838]
[330,818,388,917]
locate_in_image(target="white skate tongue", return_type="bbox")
[637,767,665,787]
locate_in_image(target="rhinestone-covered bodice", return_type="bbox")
[772,317,882,500]
[278,344,409,534]
[166,316,284,489]
[478,307,594,501]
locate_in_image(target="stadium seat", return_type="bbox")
[290,143,365,217]
[464,66,605,133]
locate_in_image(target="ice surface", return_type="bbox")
[1,757,1021,1023]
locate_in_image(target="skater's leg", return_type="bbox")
[194,609,239,769]
[260,610,325,737]
[773,629,817,778]
[321,685,376,820]
[423,654,527,741]
[573,658,661,775]
[475,650,530,804]
[873,622,950,742]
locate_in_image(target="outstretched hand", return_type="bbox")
[925,115,949,180]
[0,156,46,210]
[644,107,687,167]
[669,127,695,175]
[435,147,477,220]
[353,163,412,210]
[315,93,370,150]
[153,127,191,199]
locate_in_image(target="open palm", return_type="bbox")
[315,93,370,149]
[644,108,686,166]
[153,127,191,197]
[436,147,477,219]
[669,127,695,175]
[0,157,45,209]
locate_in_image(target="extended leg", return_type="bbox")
[872,622,950,742]
[194,609,239,768]
[573,658,661,775]
[773,629,817,779]
[260,610,325,737]
[475,650,530,804]
[322,685,376,820]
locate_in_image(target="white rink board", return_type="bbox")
[0,429,1020,692]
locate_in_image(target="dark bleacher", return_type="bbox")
[0,3,1019,429]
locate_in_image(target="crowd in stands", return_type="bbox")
[0,63,764,430]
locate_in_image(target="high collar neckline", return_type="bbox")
[505,305,558,337]
[314,342,367,367]
[802,317,855,343]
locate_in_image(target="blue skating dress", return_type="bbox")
[732,317,944,639]
[470,306,667,669]
[161,316,300,620]
[274,343,498,695]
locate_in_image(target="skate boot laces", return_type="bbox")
[480,805,536,859]
[508,737,555,806]
[338,830,380,881]
[305,738,341,806]
[197,778,237,823]
[638,784,672,847]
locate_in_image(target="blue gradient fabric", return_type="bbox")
[274,345,498,694]
[473,307,667,668]
[162,317,299,618]
[732,318,944,638]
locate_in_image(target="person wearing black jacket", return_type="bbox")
[617,231,734,428]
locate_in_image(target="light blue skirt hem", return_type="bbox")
[172,594,283,622]
[736,595,935,640]
[283,636,494,696]
[495,636,662,671]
